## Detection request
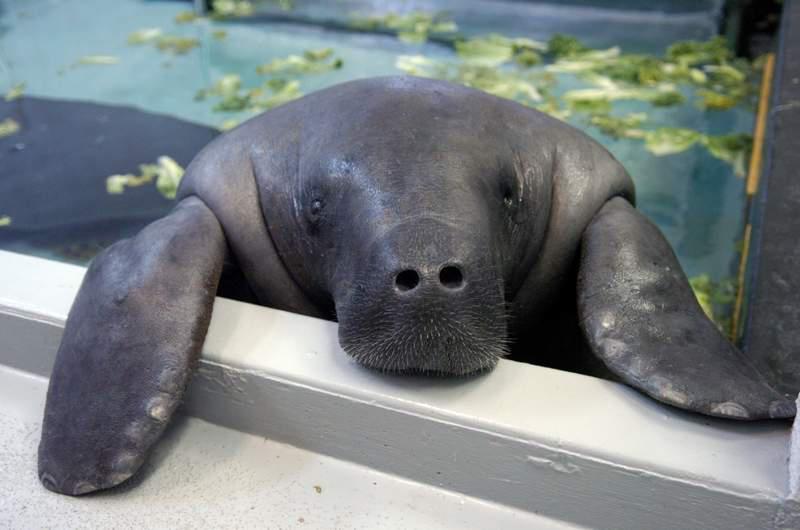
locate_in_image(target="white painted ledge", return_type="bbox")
[0,249,798,529]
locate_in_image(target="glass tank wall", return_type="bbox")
[0,0,758,333]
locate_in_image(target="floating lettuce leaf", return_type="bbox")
[515,49,542,67]
[212,30,228,40]
[128,28,199,55]
[197,76,244,111]
[212,0,297,16]
[455,34,545,67]
[0,118,20,138]
[394,34,756,174]
[175,10,198,24]
[545,47,621,73]
[106,173,151,194]
[643,127,702,156]
[106,156,185,199]
[697,62,754,110]
[4,82,25,101]
[127,28,163,45]
[155,36,200,55]
[689,274,736,333]
[0,216,10,227]
[154,156,185,199]
[254,78,302,110]
[600,54,665,85]
[211,0,255,18]
[197,74,302,113]
[589,113,647,139]
[564,80,683,108]
[667,37,731,67]
[455,35,514,66]
[706,63,747,83]
[650,90,685,106]
[395,54,440,76]
[701,133,752,177]
[690,274,715,321]
[463,68,542,102]
[697,89,739,110]
[213,74,241,95]
[568,98,612,114]
[542,36,751,112]
[547,34,588,58]
[395,55,543,105]
[219,119,240,131]
[77,55,120,65]
[350,11,457,43]
[214,96,249,112]
[256,48,343,75]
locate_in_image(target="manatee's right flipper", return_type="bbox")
[38,196,227,495]
[578,197,796,420]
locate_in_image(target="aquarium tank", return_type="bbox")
[0,0,764,338]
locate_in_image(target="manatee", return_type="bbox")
[38,76,799,496]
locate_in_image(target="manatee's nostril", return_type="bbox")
[395,269,420,292]
[439,265,464,289]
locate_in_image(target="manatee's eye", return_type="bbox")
[307,197,324,225]
[501,180,516,208]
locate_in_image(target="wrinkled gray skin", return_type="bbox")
[39,76,798,497]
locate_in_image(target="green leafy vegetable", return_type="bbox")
[666,37,731,67]
[155,36,200,55]
[0,118,20,138]
[638,128,751,174]
[643,128,703,155]
[563,80,684,108]
[210,0,255,18]
[544,47,621,73]
[195,74,302,113]
[4,83,25,101]
[697,89,739,110]
[76,55,120,65]
[393,34,757,173]
[547,34,588,58]
[106,156,185,199]
[350,11,457,43]
[127,28,199,55]
[175,10,199,24]
[701,133,752,177]
[588,113,647,139]
[650,90,685,107]
[396,55,544,105]
[153,156,185,199]
[127,28,162,45]
[256,48,343,75]
[455,34,545,67]
[219,119,240,131]
[689,274,736,334]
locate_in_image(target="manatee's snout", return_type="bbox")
[335,218,509,375]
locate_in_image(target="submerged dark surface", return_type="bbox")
[0,97,217,264]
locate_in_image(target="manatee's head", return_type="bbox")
[276,78,554,375]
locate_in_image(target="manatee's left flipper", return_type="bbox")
[38,196,227,495]
[577,197,795,420]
